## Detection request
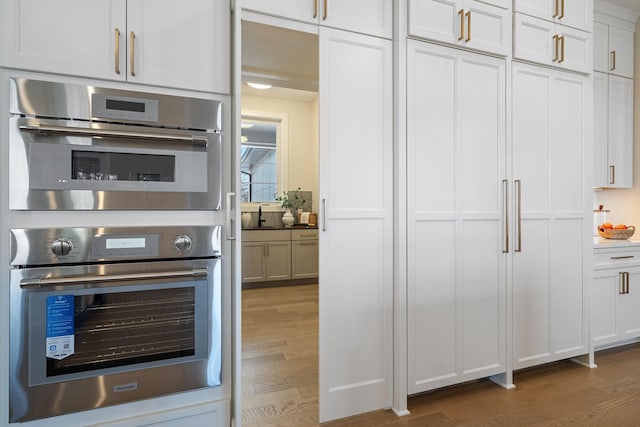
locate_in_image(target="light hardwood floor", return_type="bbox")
[243,284,640,426]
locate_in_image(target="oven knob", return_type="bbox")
[51,239,73,257]
[174,235,192,252]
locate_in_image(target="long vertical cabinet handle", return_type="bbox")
[114,28,121,74]
[322,198,327,232]
[129,31,136,77]
[559,0,565,19]
[552,35,559,62]
[313,0,318,18]
[323,0,327,20]
[619,272,626,294]
[553,0,559,17]
[610,165,616,185]
[226,192,236,241]
[465,11,471,42]
[458,9,465,41]
[611,51,617,71]
[559,36,565,63]
[515,180,522,253]
[626,272,630,294]
[502,180,509,253]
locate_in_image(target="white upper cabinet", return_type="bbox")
[241,0,393,39]
[408,0,512,56]
[514,0,593,32]
[514,13,592,74]
[594,21,634,78]
[0,0,230,94]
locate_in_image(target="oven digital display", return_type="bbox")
[106,237,146,249]
[106,99,146,113]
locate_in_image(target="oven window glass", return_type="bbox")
[71,150,175,182]
[46,287,195,377]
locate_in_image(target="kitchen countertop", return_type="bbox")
[594,236,640,248]
[242,226,318,231]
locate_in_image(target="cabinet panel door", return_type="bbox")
[593,21,609,73]
[265,241,291,280]
[514,13,556,68]
[514,0,592,32]
[464,1,512,56]
[292,240,318,279]
[619,270,640,339]
[242,242,266,282]
[592,273,619,346]
[240,0,317,24]
[127,0,229,93]
[607,75,633,188]
[593,72,609,188]
[408,0,463,47]
[321,0,393,39]
[319,28,392,422]
[0,0,126,81]
[609,26,634,79]
[558,25,592,74]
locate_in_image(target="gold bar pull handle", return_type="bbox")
[515,179,522,253]
[313,0,318,18]
[620,272,626,294]
[626,272,630,294]
[458,9,465,41]
[552,35,559,62]
[129,31,136,77]
[323,0,327,20]
[114,28,121,75]
[610,165,615,185]
[559,0,565,19]
[465,11,471,42]
[553,0,559,18]
[611,51,616,71]
[559,35,565,63]
[503,179,509,253]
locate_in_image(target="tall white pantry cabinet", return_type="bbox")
[406,0,592,397]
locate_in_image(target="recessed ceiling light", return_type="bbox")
[246,82,272,90]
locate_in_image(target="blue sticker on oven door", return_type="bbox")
[46,295,75,360]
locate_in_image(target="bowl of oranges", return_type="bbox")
[598,223,636,240]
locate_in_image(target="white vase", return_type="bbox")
[282,208,294,227]
[241,212,252,228]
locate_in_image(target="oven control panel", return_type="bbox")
[10,226,221,266]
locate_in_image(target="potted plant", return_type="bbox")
[276,188,305,226]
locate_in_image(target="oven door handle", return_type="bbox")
[20,268,209,288]
[19,123,209,147]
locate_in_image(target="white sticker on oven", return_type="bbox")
[46,295,75,360]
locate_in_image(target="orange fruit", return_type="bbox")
[614,224,628,230]
[601,222,613,229]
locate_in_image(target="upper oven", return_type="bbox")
[9,78,223,210]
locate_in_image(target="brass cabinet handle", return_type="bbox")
[458,9,465,41]
[610,165,616,185]
[552,35,559,62]
[559,35,565,63]
[323,0,327,20]
[503,179,509,253]
[611,51,617,71]
[114,28,121,74]
[627,272,631,294]
[515,179,522,253]
[298,241,317,246]
[314,0,318,18]
[620,272,626,294]
[560,0,565,19]
[553,0,559,17]
[465,11,471,42]
[130,31,136,77]
[611,255,634,260]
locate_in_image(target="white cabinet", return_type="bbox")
[406,40,507,394]
[513,13,592,74]
[241,230,291,283]
[241,0,393,39]
[593,247,640,348]
[292,230,319,279]
[319,27,393,422]
[514,0,593,32]
[408,0,512,56]
[594,72,633,188]
[0,0,229,93]
[512,62,590,370]
[594,21,634,78]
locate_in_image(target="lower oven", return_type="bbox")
[9,226,222,423]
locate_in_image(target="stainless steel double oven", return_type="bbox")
[6,79,227,422]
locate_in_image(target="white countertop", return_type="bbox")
[594,236,640,248]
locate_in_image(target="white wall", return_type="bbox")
[242,92,319,212]
[596,19,640,227]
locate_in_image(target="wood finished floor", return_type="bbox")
[242,284,640,426]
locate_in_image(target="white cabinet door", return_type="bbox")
[406,40,506,394]
[241,0,317,24]
[514,13,592,74]
[408,0,511,56]
[607,75,634,188]
[0,0,126,81]
[609,26,634,79]
[514,0,592,32]
[594,21,609,73]
[292,240,319,279]
[593,72,609,187]
[592,272,619,346]
[321,0,393,39]
[319,28,392,422]
[265,241,291,280]
[619,269,640,340]
[127,0,229,93]
[512,63,589,370]
[242,242,267,282]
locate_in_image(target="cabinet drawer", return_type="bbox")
[242,230,291,242]
[292,229,319,240]
[594,248,640,269]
